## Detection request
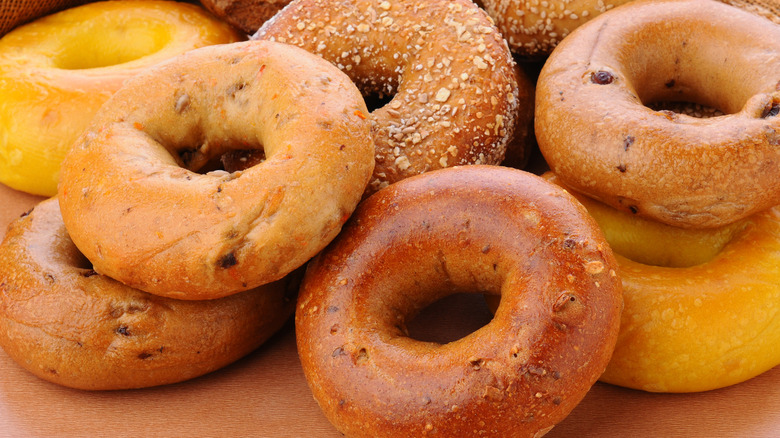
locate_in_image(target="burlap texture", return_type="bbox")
[0,0,91,36]
[0,0,777,40]
[720,0,780,24]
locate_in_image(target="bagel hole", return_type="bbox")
[645,101,725,118]
[190,150,266,174]
[53,21,173,70]
[221,149,266,172]
[363,92,395,113]
[405,293,494,344]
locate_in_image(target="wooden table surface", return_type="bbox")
[1,182,779,437]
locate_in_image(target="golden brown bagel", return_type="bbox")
[542,172,780,392]
[58,40,374,300]
[254,0,530,194]
[535,0,780,229]
[296,166,623,437]
[0,198,296,390]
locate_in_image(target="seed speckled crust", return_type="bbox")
[254,0,529,194]
[480,0,633,57]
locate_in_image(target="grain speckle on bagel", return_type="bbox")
[480,0,633,57]
[535,0,780,228]
[254,0,532,194]
[58,40,375,299]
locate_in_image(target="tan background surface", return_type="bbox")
[1,182,779,437]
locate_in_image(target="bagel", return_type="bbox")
[535,0,780,229]
[254,0,531,194]
[543,174,780,392]
[0,0,243,197]
[296,166,623,437]
[199,0,292,34]
[479,0,632,58]
[0,198,297,390]
[58,40,375,300]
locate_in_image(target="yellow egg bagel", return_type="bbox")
[546,173,780,393]
[0,0,242,196]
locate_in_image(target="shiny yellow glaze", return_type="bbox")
[0,1,242,196]
[546,173,780,392]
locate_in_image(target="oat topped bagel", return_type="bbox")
[480,0,633,58]
[58,40,375,300]
[254,0,528,194]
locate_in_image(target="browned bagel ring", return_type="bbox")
[535,0,780,228]
[58,40,375,300]
[296,165,623,437]
[254,0,531,194]
[0,198,296,390]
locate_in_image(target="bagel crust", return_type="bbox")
[480,0,632,57]
[254,0,527,194]
[535,0,780,228]
[296,166,623,437]
[601,206,780,392]
[58,40,374,300]
[0,198,296,390]
[199,0,292,34]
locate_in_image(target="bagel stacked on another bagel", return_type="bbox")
[0,198,297,391]
[58,40,375,300]
[535,0,780,392]
[0,40,375,390]
[536,0,780,229]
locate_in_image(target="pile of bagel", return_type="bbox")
[0,0,778,437]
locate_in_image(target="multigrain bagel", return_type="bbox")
[0,0,243,196]
[0,198,297,391]
[479,0,633,58]
[254,0,530,194]
[535,0,780,229]
[296,166,623,437]
[58,40,375,300]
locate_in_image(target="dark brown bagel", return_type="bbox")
[296,165,623,437]
[198,0,291,34]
